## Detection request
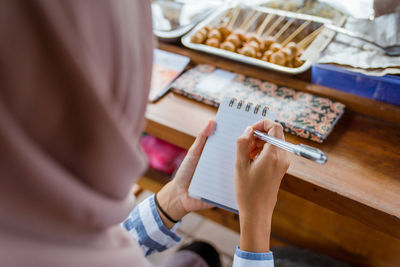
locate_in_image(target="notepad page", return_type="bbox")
[188,98,276,213]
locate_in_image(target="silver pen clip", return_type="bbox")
[253,130,327,164]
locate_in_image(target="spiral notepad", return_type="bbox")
[188,98,276,213]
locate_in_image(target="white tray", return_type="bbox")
[181,5,328,75]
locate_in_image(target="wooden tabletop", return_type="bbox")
[145,43,400,240]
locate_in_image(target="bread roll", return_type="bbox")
[235,29,247,42]
[220,41,236,52]
[239,45,256,57]
[281,47,294,61]
[286,42,298,54]
[270,51,286,65]
[260,36,275,51]
[190,32,206,43]
[205,38,220,48]
[269,42,282,52]
[198,27,209,36]
[262,50,273,61]
[218,26,232,39]
[207,29,222,41]
[226,34,241,47]
[248,40,260,52]
[246,33,261,44]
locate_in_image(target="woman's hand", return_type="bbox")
[156,120,216,229]
[235,119,290,252]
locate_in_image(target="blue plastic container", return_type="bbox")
[311,63,400,106]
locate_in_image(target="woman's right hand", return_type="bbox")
[234,119,290,253]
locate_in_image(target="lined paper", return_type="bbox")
[188,98,276,213]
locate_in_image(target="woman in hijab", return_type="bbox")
[0,1,289,266]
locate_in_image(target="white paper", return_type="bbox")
[196,69,236,94]
[188,98,276,212]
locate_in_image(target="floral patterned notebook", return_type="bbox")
[169,64,345,143]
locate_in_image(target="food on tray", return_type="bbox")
[208,28,222,40]
[190,8,323,68]
[270,51,286,65]
[220,41,236,52]
[205,38,220,48]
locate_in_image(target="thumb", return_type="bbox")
[173,120,215,188]
[189,120,216,158]
[235,126,253,169]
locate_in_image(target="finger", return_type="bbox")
[248,135,258,153]
[267,122,285,140]
[251,118,277,134]
[189,120,216,157]
[254,139,265,148]
[235,126,253,168]
[249,147,262,160]
[255,123,285,165]
[178,120,215,171]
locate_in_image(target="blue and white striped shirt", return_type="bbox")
[122,195,274,266]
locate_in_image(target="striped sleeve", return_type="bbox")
[122,194,181,256]
[233,246,274,267]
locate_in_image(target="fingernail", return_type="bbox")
[211,121,216,134]
[206,121,215,136]
[245,126,252,134]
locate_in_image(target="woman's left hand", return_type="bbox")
[156,120,216,228]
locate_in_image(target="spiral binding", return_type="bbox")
[228,98,269,116]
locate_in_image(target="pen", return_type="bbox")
[253,130,327,164]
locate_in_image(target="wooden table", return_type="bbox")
[142,43,400,266]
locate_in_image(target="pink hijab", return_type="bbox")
[0,0,153,266]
